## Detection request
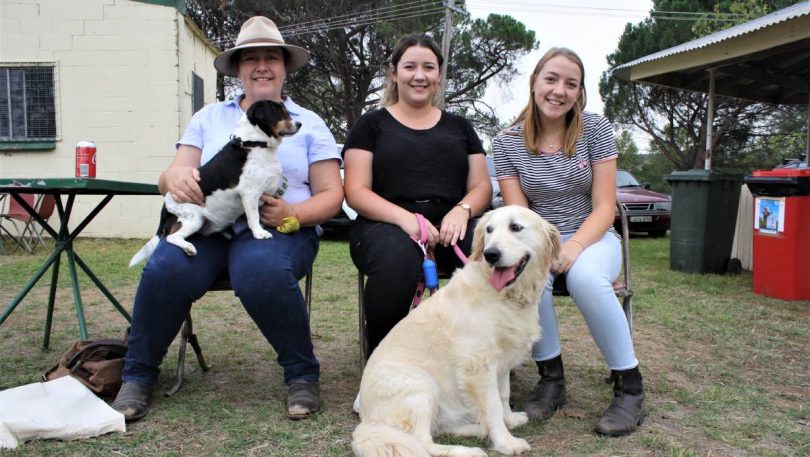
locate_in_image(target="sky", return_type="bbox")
[464,0,654,124]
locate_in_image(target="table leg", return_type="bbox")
[65,247,89,340]
[2,191,134,345]
[0,249,62,327]
[73,252,132,322]
[43,252,62,349]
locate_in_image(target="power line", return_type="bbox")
[277,0,437,32]
[209,0,741,47]
[210,1,444,46]
[465,0,743,21]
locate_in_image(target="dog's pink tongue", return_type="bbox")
[490,266,516,292]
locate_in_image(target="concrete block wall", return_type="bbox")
[0,0,218,238]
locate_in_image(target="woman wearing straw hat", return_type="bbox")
[113,16,343,422]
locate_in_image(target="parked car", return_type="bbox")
[322,144,358,232]
[615,169,671,236]
[485,155,504,209]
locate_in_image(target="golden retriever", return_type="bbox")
[352,205,560,457]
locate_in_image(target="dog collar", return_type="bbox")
[241,140,268,148]
[231,136,268,149]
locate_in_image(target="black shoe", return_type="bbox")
[287,380,321,420]
[112,381,154,423]
[524,355,566,420]
[595,367,645,436]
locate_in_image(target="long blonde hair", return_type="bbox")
[511,47,586,157]
[379,33,444,108]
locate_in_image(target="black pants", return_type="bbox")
[350,211,474,356]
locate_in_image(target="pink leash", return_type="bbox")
[410,213,468,309]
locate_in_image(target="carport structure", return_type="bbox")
[611,1,810,169]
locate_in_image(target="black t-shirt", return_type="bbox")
[343,108,484,207]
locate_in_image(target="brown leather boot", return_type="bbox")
[523,355,566,420]
[595,366,645,436]
[111,381,154,423]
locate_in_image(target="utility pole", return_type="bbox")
[438,1,468,109]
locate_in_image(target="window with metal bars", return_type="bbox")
[0,65,57,142]
[192,71,204,114]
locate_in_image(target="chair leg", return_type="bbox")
[623,296,633,335]
[166,317,190,397]
[166,313,210,397]
[358,271,370,368]
[305,266,313,319]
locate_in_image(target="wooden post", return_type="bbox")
[704,68,715,171]
[438,0,455,110]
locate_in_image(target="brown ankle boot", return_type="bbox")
[595,366,645,436]
[523,355,566,420]
[111,381,154,423]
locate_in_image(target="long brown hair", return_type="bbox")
[511,47,586,157]
[379,33,444,107]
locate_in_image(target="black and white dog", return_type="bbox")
[129,100,299,267]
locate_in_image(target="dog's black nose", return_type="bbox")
[484,248,501,265]
[295,121,302,129]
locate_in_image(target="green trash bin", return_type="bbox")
[665,169,743,274]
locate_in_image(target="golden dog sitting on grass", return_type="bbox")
[352,205,560,457]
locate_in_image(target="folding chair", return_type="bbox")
[166,266,314,396]
[0,194,7,254]
[552,201,634,333]
[0,194,56,254]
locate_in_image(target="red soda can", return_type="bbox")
[75,141,97,178]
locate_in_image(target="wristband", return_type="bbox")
[277,216,300,233]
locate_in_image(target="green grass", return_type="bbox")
[0,233,808,456]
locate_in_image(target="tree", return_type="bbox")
[599,0,806,173]
[615,128,641,171]
[185,0,537,141]
[615,128,675,192]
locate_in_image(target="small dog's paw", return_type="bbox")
[492,436,531,455]
[504,411,529,429]
[252,229,273,239]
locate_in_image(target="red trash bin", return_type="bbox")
[744,168,810,301]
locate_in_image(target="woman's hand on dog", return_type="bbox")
[164,166,203,205]
[260,195,296,227]
[551,240,585,274]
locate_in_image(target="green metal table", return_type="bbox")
[0,178,159,348]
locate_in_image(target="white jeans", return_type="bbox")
[532,231,638,370]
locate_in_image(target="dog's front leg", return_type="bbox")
[499,369,528,430]
[476,366,530,455]
[242,193,273,240]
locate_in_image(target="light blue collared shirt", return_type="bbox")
[177,94,340,206]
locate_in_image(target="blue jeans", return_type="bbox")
[532,232,638,370]
[123,226,320,386]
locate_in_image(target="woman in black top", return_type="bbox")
[343,34,491,362]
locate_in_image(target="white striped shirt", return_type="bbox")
[493,111,618,234]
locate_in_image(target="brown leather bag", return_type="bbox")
[42,338,128,398]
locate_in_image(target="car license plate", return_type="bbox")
[630,216,653,222]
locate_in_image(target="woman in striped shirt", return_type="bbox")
[493,47,644,437]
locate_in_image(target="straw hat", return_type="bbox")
[214,16,310,76]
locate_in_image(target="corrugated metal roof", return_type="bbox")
[613,1,810,72]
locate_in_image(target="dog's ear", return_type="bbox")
[542,220,561,267]
[470,210,492,262]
